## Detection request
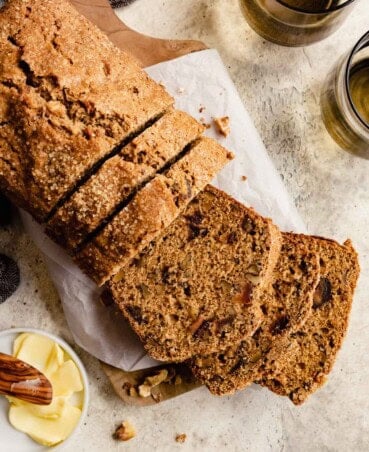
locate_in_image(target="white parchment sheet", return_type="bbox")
[21,49,306,371]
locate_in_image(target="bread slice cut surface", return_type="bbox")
[108,185,282,362]
[257,237,359,405]
[190,232,320,395]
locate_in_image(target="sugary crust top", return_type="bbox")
[0,0,173,220]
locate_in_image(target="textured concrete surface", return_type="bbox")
[1,0,369,450]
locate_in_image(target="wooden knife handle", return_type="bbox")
[0,352,53,405]
[70,0,207,67]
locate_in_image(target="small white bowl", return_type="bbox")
[0,327,89,451]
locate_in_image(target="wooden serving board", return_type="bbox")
[102,362,202,407]
[70,0,207,67]
[69,0,206,406]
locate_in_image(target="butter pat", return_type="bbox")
[8,333,84,447]
[51,360,84,397]
[14,334,60,374]
[10,404,82,447]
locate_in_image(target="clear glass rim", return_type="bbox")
[277,0,356,15]
[345,30,369,130]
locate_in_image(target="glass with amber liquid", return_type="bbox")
[321,31,369,157]
[240,0,357,47]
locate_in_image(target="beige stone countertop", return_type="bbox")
[1,0,369,450]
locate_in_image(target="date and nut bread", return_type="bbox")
[0,0,173,221]
[108,185,282,362]
[257,237,359,405]
[46,110,204,251]
[0,0,360,407]
[189,233,320,395]
[75,138,234,286]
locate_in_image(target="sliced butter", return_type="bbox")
[9,403,82,447]
[51,360,83,397]
[15,334,58,375]
[19,396,69,420]
[45,343,65,376]
[8,333,84,447]
[13,333,30,356]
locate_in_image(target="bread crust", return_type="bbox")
[75,138,233,286]
[0,0,173,221]
[46,110,204,250]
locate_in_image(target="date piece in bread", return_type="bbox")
[109,185,282,362]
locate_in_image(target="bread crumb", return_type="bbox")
[177,87,185,95]
[138,368,169,398]
[241,175,247,182]
[199,105,205,113]
[145,369,168,386]
[151,389,163,403]
[138,384,152,398]
[175,434,187,443]
[199,117,211,129]
[114,421,136,442]
[214,116,230,137]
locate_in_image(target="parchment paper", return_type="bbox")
[20,49,305,372]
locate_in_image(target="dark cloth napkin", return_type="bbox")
[109,0,137,8]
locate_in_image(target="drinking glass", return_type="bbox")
[240,0,357,47]
[321,31,369,158]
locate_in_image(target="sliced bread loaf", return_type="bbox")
[257,237,359,405]
[0,0,173,221]
[46,110,204,250]
[189,233,320,395]
[75,138,233,286]
[108,185,282,362]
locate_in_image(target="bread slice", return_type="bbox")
[75,138,233,286]
[189,233,320,395]
[108,186,282,362]
[0,0,173,221]
[257,237,359,405]
[46,110,204,251]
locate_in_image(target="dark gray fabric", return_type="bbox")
[109,0,137,8]
[0,254,20,304]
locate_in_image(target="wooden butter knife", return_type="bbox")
[0,352,53,405]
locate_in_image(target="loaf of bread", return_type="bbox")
[108,185,281,362]
[257,237,359,405]
[75,139,233,286]
[0,0,173,221]
[190,233,320,395]
[46,110,204,250]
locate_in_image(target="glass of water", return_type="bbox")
[321,31,369,158]
[240,0,357,47]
